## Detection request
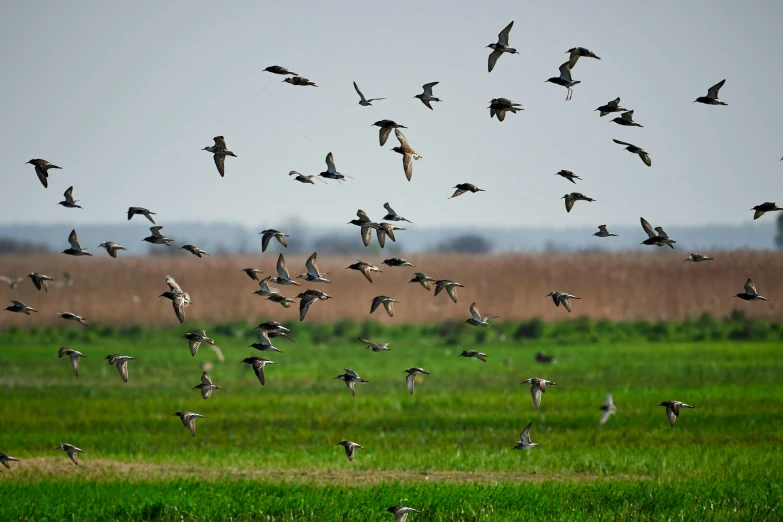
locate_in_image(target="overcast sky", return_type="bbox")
[2,1,781,231]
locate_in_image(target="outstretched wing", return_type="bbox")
[488,49,503,73]
[707,79,725,99]
[68,230,81,250]
[165,275,182,293]
[497,21,513,46]
[277,254,290,278]
[353,81,367,103]
[640,217,656,238]
[406,372,417,395]
[469,302,481,321]
[325,152,336,173]
[744,278,758,296]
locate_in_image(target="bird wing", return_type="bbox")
[214,153,225,177]
[451,188,467,198]
[422,82,439,95]
[68,230,82,250]
[406,372,417,395]
[488,49,503,73]
[253,363,266,385]
[325,152,336,173]
[608,98,620,108]
[640,152,651,167]
[497,20,513,46]
[531,386,542,409]
[357,209,371,222]
[187,415,198,436]
[598,225,608,233]
[395,128,411,149]
[402,153,414,182]
[360,266,374,283]
[305,252,319,276]
[299,294,317,321]
[376,228,387,248]
[558,61,573,81]
[565,198,575,213]
[70,354,81,377]
[201,372,212,385]
[496,109,506,121]
[213,136,227,149]
[640,217,656,238]
[655,227,670,239]
[360,225,374,247]
[188,339,201,356]
[383,300,395,317]
[201,387,212,399]
[379,127,393,146]
[173,296,186,323]
[150,226,164,238]
[561,297,573,313]
[613,139,633,147]
[470,302,481,321]
[383,202,394,213]
[68,450,80,465]
[707,79,725,99]
[599,409,612,425]
[666,405,677,426]
[277,254,290,278]
[446,285,459,303]
[353,81,367,103]
[117,359,130,382]
[745,278,758,296]
[165,275,182,293]
[520,422,532,444]
[621,110,634,121]
[605,393,614,409]
[64,186,75,203]
[35,165,49,188]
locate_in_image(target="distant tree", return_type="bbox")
[0,237,50,254]
[435,234,492,254]
[776,214,783,249]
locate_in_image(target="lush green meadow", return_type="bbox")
[1,319,782,521]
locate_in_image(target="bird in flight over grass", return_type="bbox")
[334,368,369,396]
[193,372,222,399]
[57,312,88,327]
[599,393,617,425]
[403,367,430,395]
[658,400,695,427]
[173,411,205,436]
[4,300,37,315]
[336,440,364,461]
[58,347,86,377]
[241,357,277,386]
[465,302,498,328]
[182,330,215,356]
[62,230,92,256]
[513,422,541,450]
[521,378,557,409]
[460,349,488,362]
[434,280,464,303]
[358,337,391,351]
[0,451,20,469]
[734,278,768,301]
[105,354,135,383]
[370,296,397,317]
[56,443,84,465]
[545,291,581,313]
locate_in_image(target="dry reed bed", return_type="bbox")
[0,251,781,327]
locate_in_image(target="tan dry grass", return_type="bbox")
[0,251,781,327]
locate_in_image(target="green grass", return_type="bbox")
[1,323,782,520]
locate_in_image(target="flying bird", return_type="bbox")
[372,120,407,147]
[182,330,215,356]
[521,378,557,409]
[388,506,420,522]
[382,202,412,223]
[403,367,430,395]
[98,242,127,258]
[658,400,695,427]
[202,136,237,178]
[545,291,581,313]
[297,289,333,321]
[487,98,523,121]
[750,202,783,220]
[0,451,20,469]
[370,296,397,317]
[336,440,364,461]
[594,225,617,237]
[567,47,601,61]
[173,411,204,436]
[465,302,497,328]
[376,223,405,248]
[319,152,350,182]
[353,81,386,106]
[735,278,768,301]
[26,159,61,188]
[346,260,382,283]
[358,337,391,352]
[409,272,435,290]
[271,254,300,286]
[241,357,277,385]
[382,258,414,267]
[348,209,380,247]
[694,80,727,105]
[640,217,676,248]
[58,186,82,208]
[58,347,86,377]
[259,229,289,252]
[143,226,174,246]
[391,129,422,182]
[264,65,297,75]
[57,312,88,327]
[62,230,92,256]
[449,183,485,199]
[595,97,627,116]
[612,111,643,127]
[56,443,84,465]
[105,354,136,383]
[334,368,369,396]
[289,170,327,184]
[613,139,651,166]
[283,76,317,87]
[127,207,156,224]
[4,301,37,315]
[487,21,518,72]
[546,60,580,100]
[459,350,488,362]
[27,272,54,292]
[242,268,263,281]
[414,82,441,110]
[298,252,330,283]
[159,275,191,323]
[561,192,595,213]
[193,372,222,399]
[599,393,617,425]
[513,423,541,450]
[684,253,713,262]
[434,280,464,303]
[181,245,209,258]
[555,170,582,184]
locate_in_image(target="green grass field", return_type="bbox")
[1,321,782,521]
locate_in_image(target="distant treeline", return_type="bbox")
[3,311,781,345]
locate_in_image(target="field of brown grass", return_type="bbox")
[0,250,781,327]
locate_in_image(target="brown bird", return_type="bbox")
[336,440,364,461]
[57,312,88,327]
[27,272,54,292]
[98,242,127,258]
[181,245,209,258]
[297,289,333,321]
[242,268,263,281]
[376,223,406,248]
[241,357,277,385]
[26,159,61,188]
[346,260,382,283]
[260,229,290,252]
[370,296,397,317]
[58,347,86,377]
[127,207,156,224]
[391,129,422,181]
[173,411,204,437]
[4,300,37,315]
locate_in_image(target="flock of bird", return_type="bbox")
[1,19,778,521]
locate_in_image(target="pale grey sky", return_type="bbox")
[2,1,781,230]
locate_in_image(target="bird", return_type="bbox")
[58,186,82,208]
[358,337,390,352]
[297,252,330,283]
[685,253,713,262]
[409,272,435,290]
[241,357,277,385]
[487,98,523,121]
[382,202,412,223]
[283,76,317,87]
[334,368,369,396]
[4,301,37,315]
[353,81,385,106]
[258,321,292,337]
[546,60,580,100]
[58,347,86,377]
[242,268,263,281]
[267,293,296,308]
[264,65,297,75]
[105,354,135,383]
[391,129,422,182]
[599,393,617,425]
[253,276,280,298]
[373,120,407,147]
[388,506,420,522]
[434,280,464,303]
[289,170,327,184]
[98,242,127,258]
[449,183,485,198]
[376,223,406,248]
[57,312,88,327]
[0,276,24,289]
[259,229,289,252]
[612,110,643,127]
[56,443,84,465]
[613,139,651,166]
[26,159,61,188]
[173,411,204,436]
[640,217,676,248]
[513,423,541,450]
[545,291,581,313]
[127,207,156,224]
[182,330,215,356]
[0,451,20,469]
[595,97,627,116]
[27,272,54,292]
[348,209,380,247]
[382,258,414,267]
[272,254,300,286]
[465,302,498,328]
[319,152,350,182]
[370,296,397,317]
[159,275,192,323]
[414,82,441,110]
[555,170,582,184]
[62,229,92,256]
[487,21,518,72]
[521,378,557,409]
[459,349,488,362]
[181,245,209,258]
[658,400,695,427]
[336,440,364,461]
[193,372,222,399]
[750,202,783,220]
[567,47,601,61]
[297,289,333,321]
[535,352,556,364]
[403,367,430,395]
[143,226,174,246]
[735,278,768,301]
[250,330,283,353]
[594,225,617,237]
[561,192,595,213]
[694,80,727,105]
[202,136,237,177]
[346,260,382,283]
